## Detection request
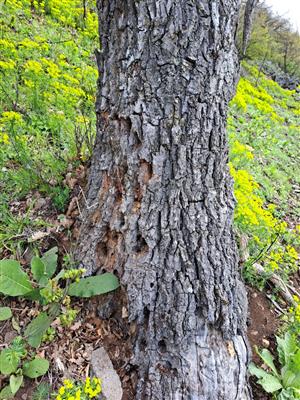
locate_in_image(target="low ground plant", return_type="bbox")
[0,248,119,398]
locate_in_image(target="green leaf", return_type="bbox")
[23,288,42,302]
[48,302,61,318]
[289,372,300,389]
[278,387,300,400]
[249,363,282,393]
[0,260,33,296]
[9,374,23,395]
[282,368,297,388]
[41,247,58,278]
[277,333,297,366]
[24,312,51,348]
[0,349,19,375]
[257,348,279,377]
[23,357,49,378]
[0,307,12,321]
[291,350,300,372]
[68,273,119,298]
[0,385,14,399]
[31,256,46,284]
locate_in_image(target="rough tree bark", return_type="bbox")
[77,1,251,399]
[241,0,259,57]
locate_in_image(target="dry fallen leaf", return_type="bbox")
[28,230,50,242]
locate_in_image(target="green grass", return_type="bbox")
[0,0,98,253]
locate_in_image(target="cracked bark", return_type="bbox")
[77,1,251,399]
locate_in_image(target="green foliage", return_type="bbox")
[0,248,119,397]
[23,357,50,379]
[249,333,300,399]
[24,312,52,348]
[68,273,120,298]
[41,246,59,279]
[0,385,14,399]
[32,383,51,400]
[9,375,23,395]
[229,63,299,286]
[237,3,300,80]
[0,259,33,296]
[0,0,98,255]
[0,306,12,321]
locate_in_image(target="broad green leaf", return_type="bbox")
[0,260,33,296]
[0,349,19,375]
[278,387,300,400]
[291,373,300,389]
[23,288,42,302]
[277,333,297,366]
[249,363,282,393]
[41,247,58,278]
[31,256,46,284]
[291,350,300,372]
[9,374,23,395]
[0,385,14,399]
[48,302,61,318]
[68,273,119,298]
[23,357,49,378]
[257,348,279,377]
[282,368,297,388]
[0,306,12,321]
[24,312,51,348]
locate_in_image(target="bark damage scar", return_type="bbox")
[139,159,153,185]
[91,172,111,224]
[96,228,123,273]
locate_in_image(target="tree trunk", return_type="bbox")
[241,0,258,57]
[77,1,251,399]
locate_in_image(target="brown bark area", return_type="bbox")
[77,1,251,399]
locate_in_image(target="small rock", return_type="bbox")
[34,197,47,210]
[91,347,123,400]
[262,339,270,347]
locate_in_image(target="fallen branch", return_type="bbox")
[252,263,296,306]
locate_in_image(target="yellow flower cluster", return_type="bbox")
[1,111,23,123]
[265,244,298,274]
[24,60,43,74]
[0,133,10,145]
[84,377,101,398]
[230,77,283,121]
[55,377,101,400]
[289,296,300,324]
[0,59,16,70]
[230,163,277,229]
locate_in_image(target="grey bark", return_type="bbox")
[241,0,259,57]
[77,1,251,399]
